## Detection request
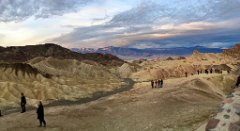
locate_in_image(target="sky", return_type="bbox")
[0,0,240,49]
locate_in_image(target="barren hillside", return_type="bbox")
[0,57,125,108]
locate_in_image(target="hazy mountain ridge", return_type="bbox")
[72,46,223,60]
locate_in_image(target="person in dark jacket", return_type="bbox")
[236,75,240,88]
[161,79,163,88]
[0,110,2,117]
[37,101,46,127]
[21,93,26,113]
[158,79,161,88]
[210,68,213,74]
[151,80,154,89]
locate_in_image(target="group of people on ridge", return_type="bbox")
[0,93,46,127]
[151,79,163,88]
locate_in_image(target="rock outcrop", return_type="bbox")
[205,88,240,131]
[224,44,240,59]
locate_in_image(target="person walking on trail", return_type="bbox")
[161,79,163,88]
[158,79,161,88]
[158,80,161,88]
[37,101,46,127]
[236,75,240,88]
[151,80,154,89]
[154,80,158,88]
[210,68,213,74]
[205,69,209,74]
[21,93,26,113]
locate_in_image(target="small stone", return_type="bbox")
[227,109,231,113]
[206,119,220,130]
[223,114,230,119]
[235,112,240,116]
[233,103,240,110]
[218,107,224,113]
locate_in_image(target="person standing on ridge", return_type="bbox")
[20,93,27,113]
[37,101,46,127]
[161,79,163,88]
[155,80,158,88]
[185,72,188,77]
[151,80,154,89]
[158,79,161,88]
[210,68,213,74]
[236,75,240,88]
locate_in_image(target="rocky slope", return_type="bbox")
[224,44,240,59]
[130,50,239,81]
[0,43,128,108]
[0,57,125,108]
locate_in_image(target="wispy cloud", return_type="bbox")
[0,0,94,22]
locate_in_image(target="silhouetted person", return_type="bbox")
[154,80,158,88]
[151,80,154,89]
[37,101,46,127]
[210,68,213,74]
[197,70,200,75]
[0,110,2,117]
[185,72,188,77]
[205,69,209,74]
[21,93,26,113]
[161,79,163,88]
[158,79,161,88]
[236,75,240,88]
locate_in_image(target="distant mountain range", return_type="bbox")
[71,46,223,60]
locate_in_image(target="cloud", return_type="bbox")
[110,0,240,26]
[0,34,5,39]
[49,0,240,48]
[0,0,94,22]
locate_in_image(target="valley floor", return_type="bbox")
[0,74,233,131]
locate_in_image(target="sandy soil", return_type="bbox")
[0,74,235,131]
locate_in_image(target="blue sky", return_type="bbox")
[0,0,240,48]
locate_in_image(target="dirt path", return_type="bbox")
[0,74,231,131]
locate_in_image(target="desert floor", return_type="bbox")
[0,74,232,131]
